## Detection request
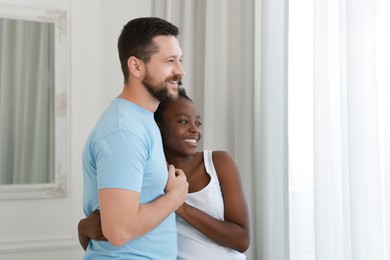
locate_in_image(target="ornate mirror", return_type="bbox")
[0,5,69,199]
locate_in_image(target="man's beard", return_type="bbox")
[142,70,182,103]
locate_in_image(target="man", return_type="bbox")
[80,17,188,259]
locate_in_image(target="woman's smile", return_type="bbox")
[183,138,198,146]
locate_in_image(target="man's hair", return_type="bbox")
[154,87,192,123]
[118,17,179,83]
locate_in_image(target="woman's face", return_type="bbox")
[159,98,202,156]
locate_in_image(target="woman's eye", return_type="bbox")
[196,122,202,127]
[179,120,188,124]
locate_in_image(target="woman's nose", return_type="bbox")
[188,124,200,133]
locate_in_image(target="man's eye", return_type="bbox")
[196,122,202,127]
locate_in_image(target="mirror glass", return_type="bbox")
[0,18,54,184]
[0,17,55,185]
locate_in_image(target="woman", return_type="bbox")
[78,88,250,259]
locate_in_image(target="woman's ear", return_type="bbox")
[128,56,144,78]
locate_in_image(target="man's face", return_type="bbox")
[142,35,185,102]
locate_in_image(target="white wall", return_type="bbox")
[0,1,154,259]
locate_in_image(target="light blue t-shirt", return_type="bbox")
[82,98,177,259]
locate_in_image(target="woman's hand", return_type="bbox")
[78,210,107,251]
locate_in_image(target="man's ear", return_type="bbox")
[128,56,144,78]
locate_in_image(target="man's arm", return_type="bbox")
[99,165,188,246]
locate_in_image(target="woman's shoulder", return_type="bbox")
[205,150,237,174]
[207,150,241,188]
[208,150,234,163]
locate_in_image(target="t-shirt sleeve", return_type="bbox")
[94,131,147,192]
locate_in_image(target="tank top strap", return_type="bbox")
[203,150,219,182]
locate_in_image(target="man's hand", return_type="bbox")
[165,165,188,209]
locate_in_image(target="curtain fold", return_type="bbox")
[259,0,290,260]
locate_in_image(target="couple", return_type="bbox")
[79,17,250,259]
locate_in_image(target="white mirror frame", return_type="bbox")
[0,5,69,200]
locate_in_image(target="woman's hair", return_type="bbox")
[117,17,179,83]
[154,87,192,123]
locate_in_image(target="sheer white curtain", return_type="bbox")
[289,0,390,260]
[0,18,54,184]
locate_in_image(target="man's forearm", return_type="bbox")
[100,190,181,246]
[99,166,188,246]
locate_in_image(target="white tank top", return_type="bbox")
[176,150,246,260]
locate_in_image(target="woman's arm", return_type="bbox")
[175,151,250,252]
